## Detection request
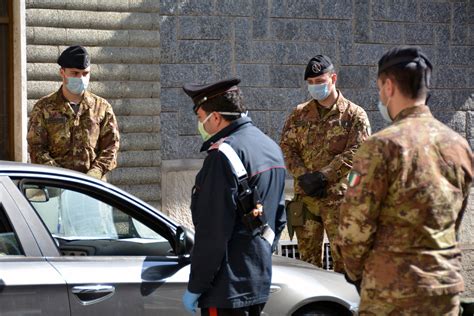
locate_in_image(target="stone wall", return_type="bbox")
[461,193,474,297]
[160,0,473,160]
[159,0,473,296]
[25,0,162,207]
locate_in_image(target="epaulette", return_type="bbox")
[208,137,227,151]
[296,100,311,111]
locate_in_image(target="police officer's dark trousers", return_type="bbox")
[201,303,266,316]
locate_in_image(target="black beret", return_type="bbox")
[57,45,90,69]
[378,46,432,75]
[183,78,241,112]
[304,55,334,80]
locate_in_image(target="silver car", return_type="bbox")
[0,162,359,315]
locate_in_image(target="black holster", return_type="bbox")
[237,182,266,231]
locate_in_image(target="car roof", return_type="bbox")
[0,160,90,178]
[0,160,182,229]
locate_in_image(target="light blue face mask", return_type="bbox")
[308,83,330,101]
[66,76,89,95]
[377,98,393,123]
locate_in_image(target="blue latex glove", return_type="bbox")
[182,289,201,314]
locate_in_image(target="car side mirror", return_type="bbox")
[175,225,193,256]
[24,187,50,203]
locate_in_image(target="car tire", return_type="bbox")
[293,304,351,316]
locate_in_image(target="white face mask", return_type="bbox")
[197,111,246,142]
[377,80,393,123]
[197,113,214,141]
[66,76,89,95]
[377,98,392,123]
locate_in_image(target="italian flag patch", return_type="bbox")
[348,170,361,187]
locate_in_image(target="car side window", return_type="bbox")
[0,205,24,256]
[23,185,172,257]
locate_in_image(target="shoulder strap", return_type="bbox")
[217,142,248,181]
[217,142,274,244]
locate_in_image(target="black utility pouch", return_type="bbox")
[285,199,306,227]
[237,185,266,231]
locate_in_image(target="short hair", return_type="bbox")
[200,90,246,121]
[377,46,432,100]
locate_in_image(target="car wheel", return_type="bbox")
[293,303,352,316]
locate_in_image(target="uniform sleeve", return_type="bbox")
[90,101,120,176]
[337,138,388,281]
[188,151,238,294]
[272,195,287,252]
[320,109,371,183]
[280,110,307,178]
[27,103,60,167]
[455,147,474,233]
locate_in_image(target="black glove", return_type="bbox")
[297,172,328,197]
[344,273,361,294]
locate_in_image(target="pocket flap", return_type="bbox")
[285,200,306,227]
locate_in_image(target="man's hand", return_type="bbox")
[297,172,328,197]
[182,289,201,314]
[344,273,361,294]
[86,168,103,180]
[252,203,263,217]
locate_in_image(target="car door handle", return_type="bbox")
[71,285,115,306]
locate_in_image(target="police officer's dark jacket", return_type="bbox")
[188,116,286,308]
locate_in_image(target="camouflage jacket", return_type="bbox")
[27,88,120,177]
[280,91,371,201]
[338,105,473,298]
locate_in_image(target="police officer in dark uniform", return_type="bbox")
[181,78,287,316]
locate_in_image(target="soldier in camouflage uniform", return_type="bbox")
[337,46,473,315]
[27,46,120,180]
[280,55,371,271]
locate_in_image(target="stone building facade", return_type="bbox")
[25,0,162,207]
[3,0,471,297]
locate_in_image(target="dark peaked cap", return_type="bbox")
[183,78,241,112]
[57,45,90,69]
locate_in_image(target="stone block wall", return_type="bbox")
[25,0,162,207]
[160,0,473,157]
[461,193,474,297]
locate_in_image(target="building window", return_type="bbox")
[0,0,11,160]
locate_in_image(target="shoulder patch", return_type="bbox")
[347,170,362,188]
[208,137,227,151]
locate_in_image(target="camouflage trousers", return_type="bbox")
[319,201,344,273]
[359,290,460,316]
[294,217,324,268]
[292,196,344,272]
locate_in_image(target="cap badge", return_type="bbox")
[312,63,322,73]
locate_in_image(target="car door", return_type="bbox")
[13,177,191,316]
[0,176,70,315]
